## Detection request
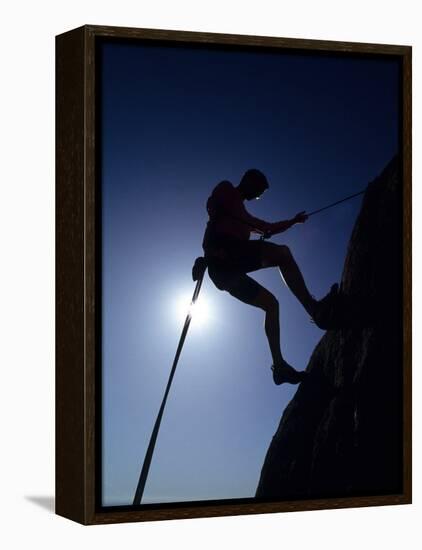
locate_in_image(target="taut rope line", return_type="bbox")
[307,187,367,217]
[133,265,206,505]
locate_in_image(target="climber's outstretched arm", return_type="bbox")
[265,211,309,237]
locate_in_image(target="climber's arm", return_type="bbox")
[213,183,273,234]
[265,211,309,237]
[214,183,308,235]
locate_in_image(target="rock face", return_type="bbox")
[256,156,403,500]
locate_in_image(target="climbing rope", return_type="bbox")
[259,185,368,240]
[307,187,367,217]
[133,262,206,505]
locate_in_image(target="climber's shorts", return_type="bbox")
[206,239,267,303]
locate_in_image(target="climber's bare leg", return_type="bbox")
[260,243,316,316]
[252,288,284,366]
[225,273,306,383]
[228,280,283,366]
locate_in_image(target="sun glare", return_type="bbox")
[176,293,210,327]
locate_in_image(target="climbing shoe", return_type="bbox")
[271,361,307,386]
[311,283,339,330]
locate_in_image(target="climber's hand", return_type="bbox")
[293,211,308,224]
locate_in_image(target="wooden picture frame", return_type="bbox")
[56,24,412,525]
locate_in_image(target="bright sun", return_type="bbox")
[176,293,210,327]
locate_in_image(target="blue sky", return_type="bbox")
[99,40,399,506]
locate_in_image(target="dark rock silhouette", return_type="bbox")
[256,156,403,500]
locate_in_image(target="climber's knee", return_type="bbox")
[279,244,291,256]
[252,288,279,314]
[277,244,292,263]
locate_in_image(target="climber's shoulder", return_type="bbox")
[212,180,234,194]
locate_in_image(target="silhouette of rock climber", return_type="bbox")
[202,168,337,386]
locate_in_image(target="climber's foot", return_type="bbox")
[271,360,307,386]
[311,283,339,330]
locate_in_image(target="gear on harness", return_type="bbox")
[192,256,208,281]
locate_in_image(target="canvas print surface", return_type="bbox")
[98,39,402,508]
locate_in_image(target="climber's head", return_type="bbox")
[238,168,269,200]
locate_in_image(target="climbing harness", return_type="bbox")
[132,184,368,504]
